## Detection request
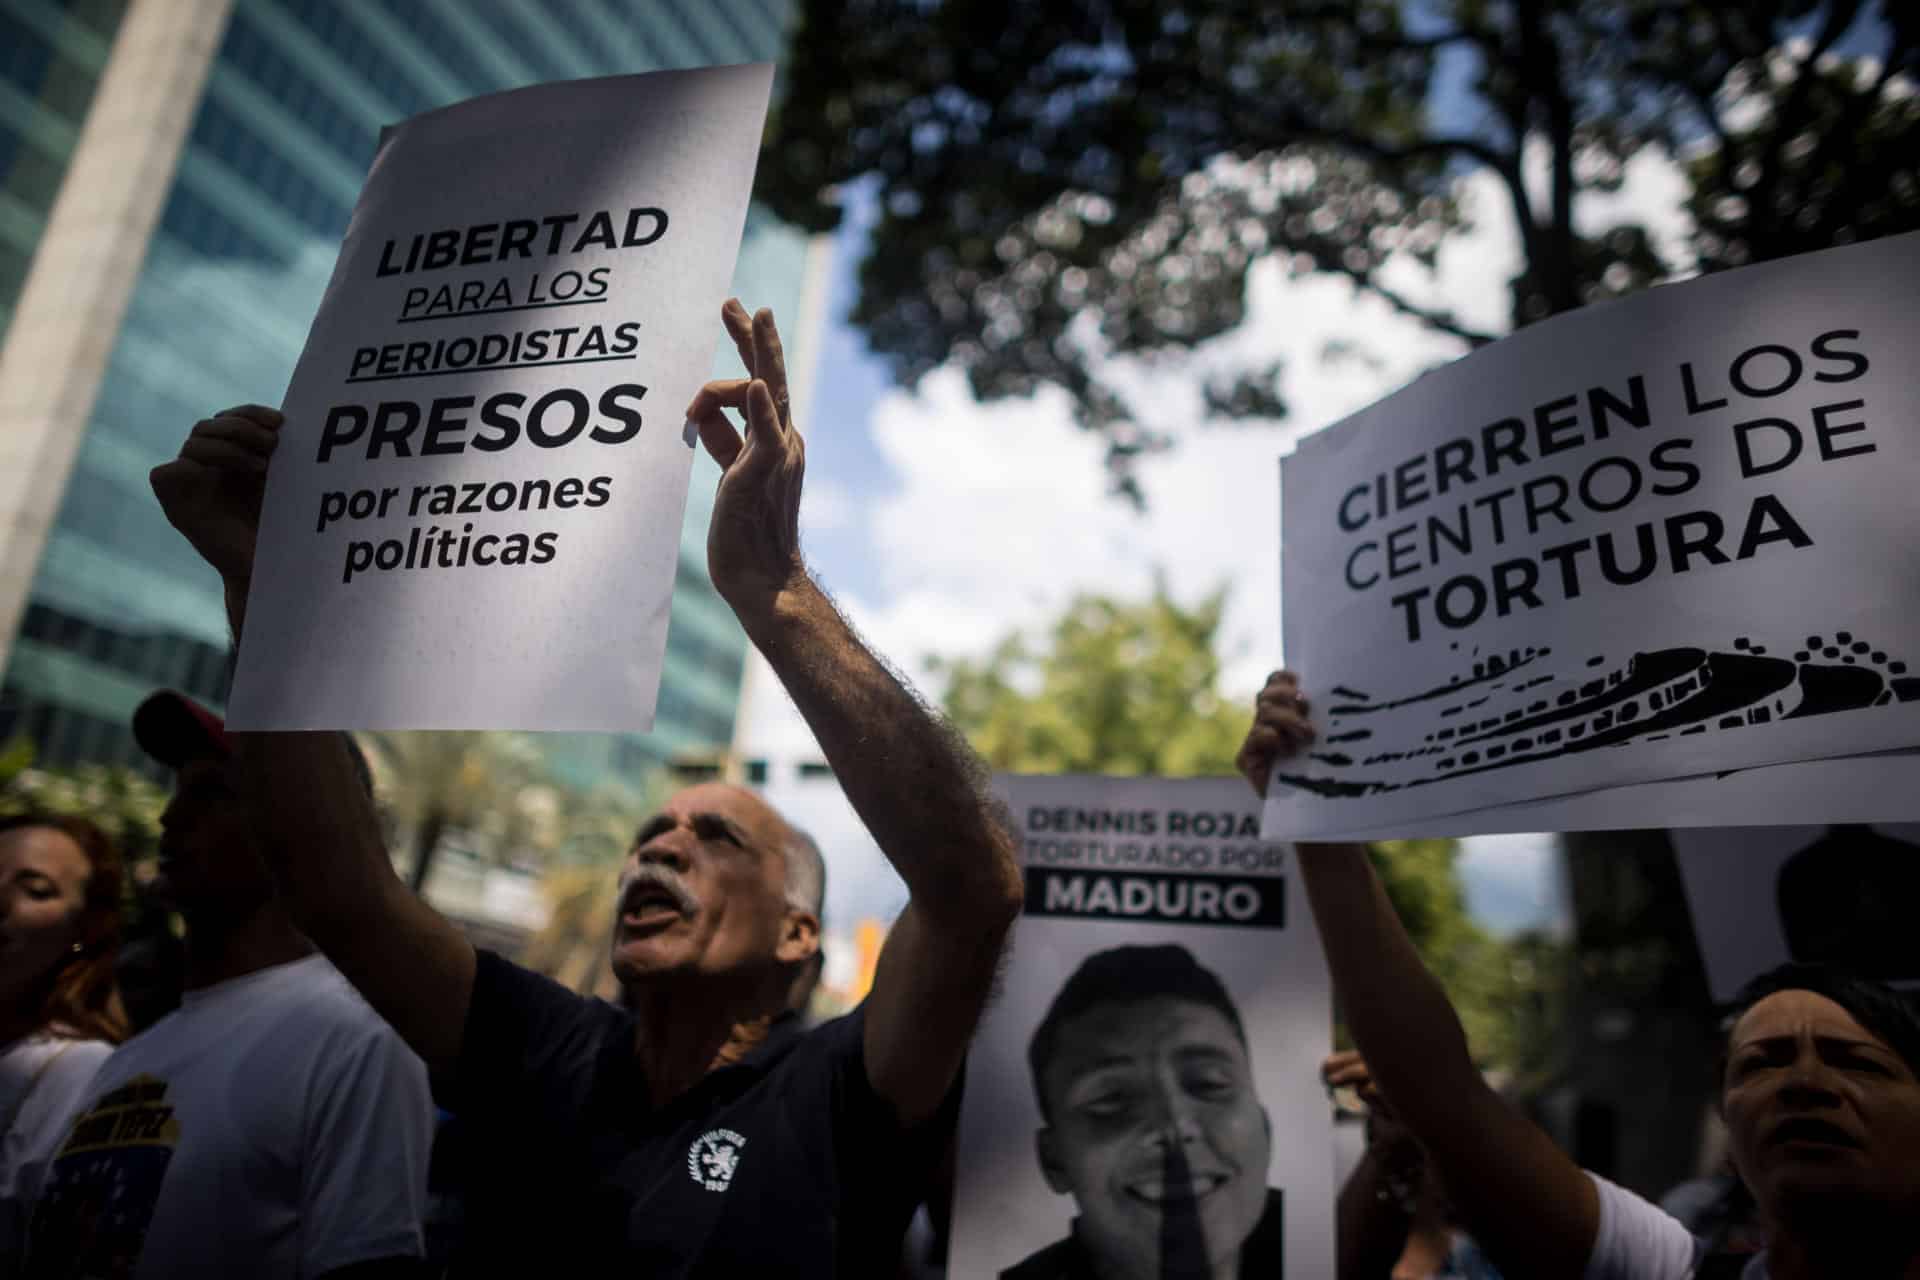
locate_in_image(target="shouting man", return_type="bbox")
[150,302,1022,1274]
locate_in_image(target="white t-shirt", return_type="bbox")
[0,1032,111,1266]
[1585,1173,1769,1280]
[24,954,432,1278]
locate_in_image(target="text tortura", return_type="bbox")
[1330,330,1876,643]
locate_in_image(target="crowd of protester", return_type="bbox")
[0,302,1911,1277]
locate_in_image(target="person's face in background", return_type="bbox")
[1723,988,1920,1232]
[0,825,92,1014]
[157,757,275,924]
[1038,997,1270,1278]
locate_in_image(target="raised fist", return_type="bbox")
[1236,669,1314,797]
[150,404,283,584]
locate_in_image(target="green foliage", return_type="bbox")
[364,731,544,840]
[363,730,550,888]
[936,589,1568,1079]
[0,737,168,860]
[363,731,664,894]
[935,581,1251,776]
[763,0,1918,501]
[1370,838,1569,1086]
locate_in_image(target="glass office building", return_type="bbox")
[0,0,810,789]
[0,0,126,343]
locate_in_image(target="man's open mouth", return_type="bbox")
[619,885,692,929]
[1124,1171,1230,1205]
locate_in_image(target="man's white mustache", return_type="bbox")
[618,863,699,918]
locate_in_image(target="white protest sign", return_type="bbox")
[1325,750,1920,841]
[951,775,1333,1280]
[1672,823,1920,1002]
[1268,232,1920,839]
[228,65,773,730]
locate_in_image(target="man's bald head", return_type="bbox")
[654,782,821,915]
[612,782,824,993]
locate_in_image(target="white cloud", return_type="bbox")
[1576,145,1699,277]
[1372,167,1523,340]
[797,473,856,538]
[840,193,1523,701]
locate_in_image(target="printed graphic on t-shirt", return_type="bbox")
[687,1128,745,1192]
[24,1073,179,1279]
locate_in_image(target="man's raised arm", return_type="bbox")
[688,301,1023,1128]
[152,407,477,1073]
[1238,671,1600,1278]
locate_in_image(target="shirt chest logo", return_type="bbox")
[687,1128,746,1192]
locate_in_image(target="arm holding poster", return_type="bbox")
[1239,671,1603,1279]
[153,406,478,1069]
[688,301,1024,1127]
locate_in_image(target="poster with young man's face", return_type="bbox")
[949,776,1334,1279]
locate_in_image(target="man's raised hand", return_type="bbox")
[685,300,806,625]
[1236,669,1314,797]
[150,405,283,585]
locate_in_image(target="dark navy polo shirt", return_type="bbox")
[435,949,956,1275]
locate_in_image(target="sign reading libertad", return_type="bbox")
[1267,232,1920,838]
[228,65,774,731]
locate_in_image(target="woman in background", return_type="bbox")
[0,813,129,1266]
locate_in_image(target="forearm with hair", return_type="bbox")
[229,728,475,1069]
[743,576,1020,926]
[230,730,392,934]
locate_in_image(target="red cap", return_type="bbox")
[132,691,230,768]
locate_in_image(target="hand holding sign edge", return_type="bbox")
[1238,669,1313,798]
[151,404,284,636]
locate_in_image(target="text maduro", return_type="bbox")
[1025,868,1286,929]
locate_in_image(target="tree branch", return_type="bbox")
[1285,4,1501,55]
[1331,261,1501,346]
[1516,0,1580,315]
[1742,0,1861,256]
[1269,116,1519,181]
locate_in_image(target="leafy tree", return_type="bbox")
[936,585,1567,1073]
[1369,837,1568,1083]
[763,0,1917,499]
[517,771,677,996]
[937,581,1250,774]
[519,863,626,999]
[0,738,167,861]
[362,731,547,893]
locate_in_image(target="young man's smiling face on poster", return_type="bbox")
[1031,947,1272,1276]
